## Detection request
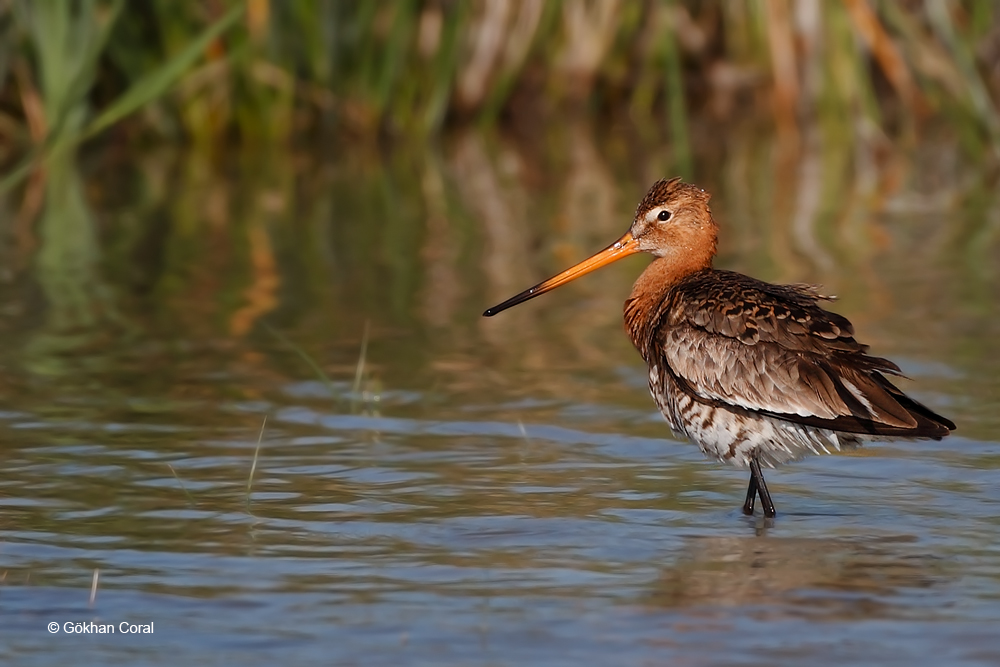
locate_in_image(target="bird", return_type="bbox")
[483,177,955,518]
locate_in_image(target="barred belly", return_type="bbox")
[649,364,860,468]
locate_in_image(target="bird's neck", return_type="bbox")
[624,253,712,356]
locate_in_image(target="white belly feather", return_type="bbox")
[649,364,860,468]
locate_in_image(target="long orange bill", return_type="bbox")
[483,231,640,317]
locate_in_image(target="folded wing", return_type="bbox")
[654,270,955,438]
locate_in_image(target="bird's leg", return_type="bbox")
[742,466,757,515]
[749,451,776,518]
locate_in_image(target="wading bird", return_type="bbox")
[483,178,955,517]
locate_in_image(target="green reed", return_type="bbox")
[1,2,243,191]
[1,1,999,158]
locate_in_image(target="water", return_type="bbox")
[1,124,999,665]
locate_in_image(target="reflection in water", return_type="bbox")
[453,131,536,352]
[0,122,997,665]
[25,149,124,376]
[227,150,292,338]
[651,535,944,619]
[418,155,462,329]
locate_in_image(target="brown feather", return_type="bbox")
[639,269,954,438]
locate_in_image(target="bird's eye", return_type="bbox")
[657,210,671,222]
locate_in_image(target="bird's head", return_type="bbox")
[483,178,717,317]
[628,177,716,258]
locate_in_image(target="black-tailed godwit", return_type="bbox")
[484,178,955,517]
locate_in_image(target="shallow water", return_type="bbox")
[1,125,999,665]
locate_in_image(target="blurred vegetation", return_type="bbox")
[0,0,999,160]
[0,5,996,617]
[0,0,995,438]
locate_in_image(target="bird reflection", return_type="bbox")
[647,535,944,619]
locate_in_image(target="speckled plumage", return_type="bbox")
[485,178,955,516]
[622,181,953,473]
[627,268,953,468]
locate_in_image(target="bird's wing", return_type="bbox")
[654,271,952,436]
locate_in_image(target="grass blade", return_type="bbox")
[246,415,267,514]
[260,322,338,397]
[352,320,371,397]
[0,4,243,195]
[165,463,195,506]
[83,4,244,139]
[89,568,100,608]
